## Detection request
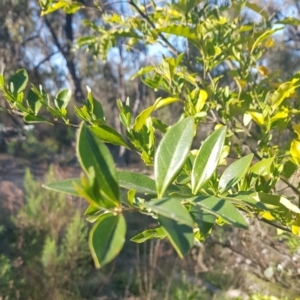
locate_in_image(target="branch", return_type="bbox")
[44,15,84,103]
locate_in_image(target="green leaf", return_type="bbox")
[89,213,126,268]
[190,196,248,229]
[133,97,177,131]
[144,198,194,227]
[219,154,254,193]
[77,122,119,204]
[249,157,274,176]
[89,125,129,148]
[27,89,43,114]
[227,192,268,210]
[9,69,28,94]
[43,178,81,196]
[87,89,105,120]
[256,192,300,212]
[251,28,283,53]
[130,227,166,243]
[276,17,300,26]
[191,126,226,194]
[159,215,193,258]
[155,117,194,198]
[117,171,157,194]
[158,25,197,40]
[190,206,215,237]
[54,89,72,110]
[24,114,53,125]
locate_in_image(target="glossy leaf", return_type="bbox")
[89,213,126,268]
[43,178,81,196]
[155,117,194,198]
[191,126,226,194]
[90,125,129,148]
[130,227,166,243]
[77,122,119,204]
[9,69,28,94]
[144,198,194,227]
[190,196,248,229]
[159,215,194,258]
[219,154,254,193]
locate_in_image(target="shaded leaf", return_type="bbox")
[9,69,28,94]
[130,227,166,243]
[43,178,81,196]
[24,114,53,125]
[77,122,119,204]
[144,198,194,227]
[159,215,193,258]
[190,196,248,229]
[89,213,126,268]
[190,205,215,237]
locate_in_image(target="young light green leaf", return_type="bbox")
[43,178,81,196]
[133,97,177,131]
[249,157,274,176]
[90,125,129,148]
[89,213,126,268]
[130,227,166,243]
[191,126,226,194]
[144,198,194,227]
[9,69,28,94]
[190,196,248,229]
[77,122,119,204]
[159,215,194,258]
[251,28,283,54]
[155,117,194,198]
[219,154,254,193]
[157,25,197,40]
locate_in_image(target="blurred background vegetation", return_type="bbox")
[2,0,300,299]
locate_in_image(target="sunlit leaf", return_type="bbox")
[90,125,129,148]
[249,157,274,176]
[191,126,226,194]
[219,154,254,193]
[155,117,194,198]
